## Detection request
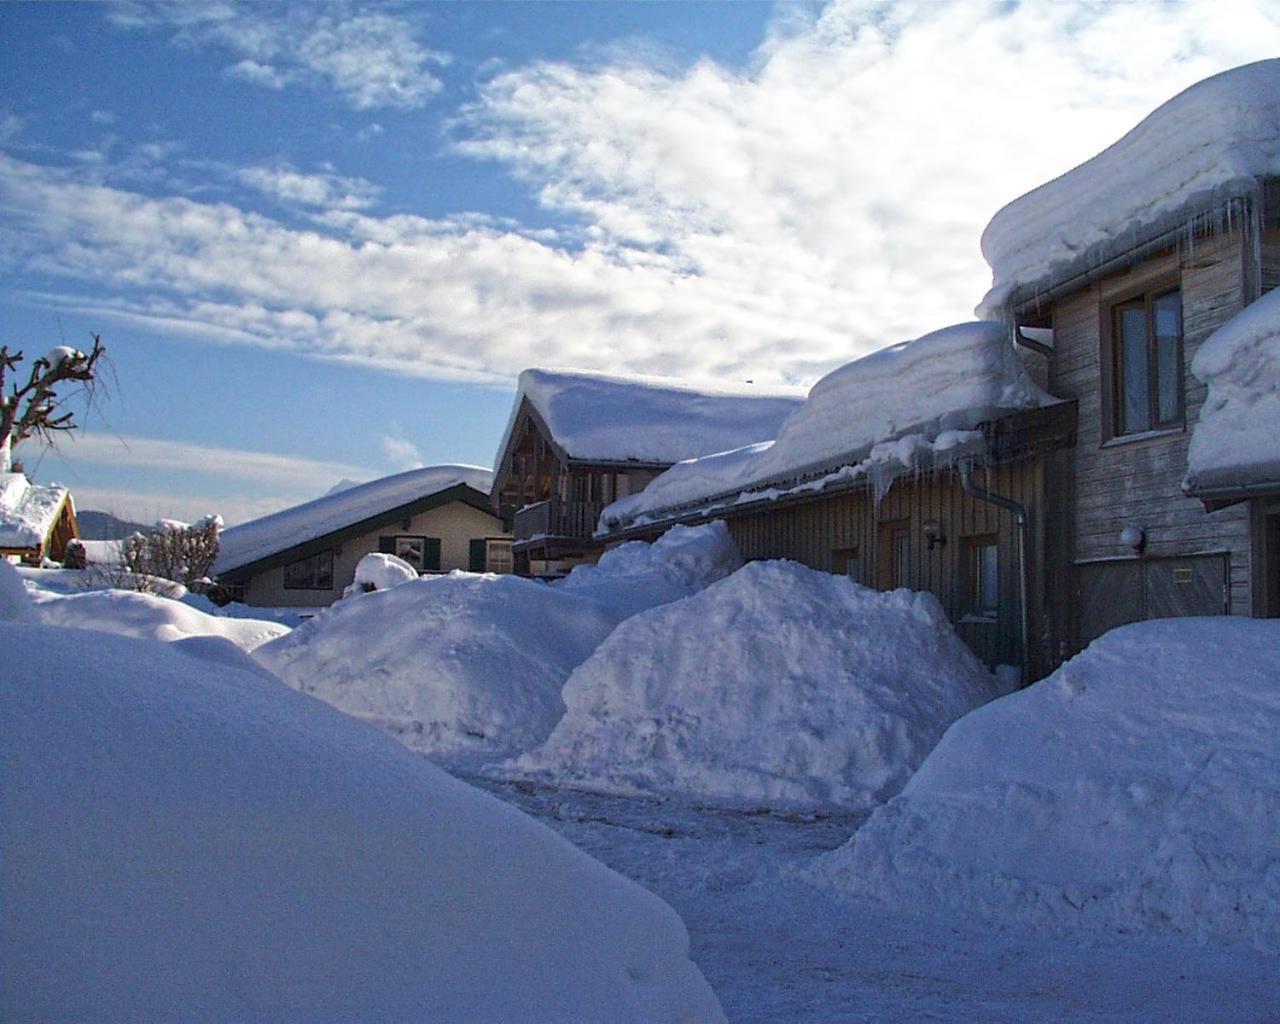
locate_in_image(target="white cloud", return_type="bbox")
[8,1,1280,388]
[381,433,425,471]
[68,484,293,528]
[112,3,448,110]
[236,164,381,211]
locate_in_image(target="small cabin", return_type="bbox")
[214,466,511,608]
[0,472,79,565]
[491,369,804,576]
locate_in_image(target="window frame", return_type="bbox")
[1102,280,1184,442]
[964,534,1000,622]
[283,549,335,591]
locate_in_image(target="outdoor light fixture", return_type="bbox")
[923,519,946,550]
[1119,525,1146,554]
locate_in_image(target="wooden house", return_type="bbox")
[490,369,804,576]
[0,472,79,565]
[214,466,511,608]
[599,62,1280,678]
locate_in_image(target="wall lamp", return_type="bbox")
[923,519,946,551]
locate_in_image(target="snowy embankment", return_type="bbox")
[255,523,742,759]
[1184,284,1280,494]
[814,619,1280,951]
[515,560,1004,812]
[9,564,288,652]
[0,617,723,1022]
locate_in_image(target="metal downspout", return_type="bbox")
[959,462,1031,680]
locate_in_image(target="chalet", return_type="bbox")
[214,465,512,608]
[0,472,79,565]
[598,60,1280,679]
[490,368,804,576]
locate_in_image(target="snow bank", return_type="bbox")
[26,585,288,652]
[0,472,68,550]
[0,560,34,622]
[1184,286,1280,495]
[603,322,1049,529]
[255,524,740,758]
[979,60,1280,316]
[0,622,723,1022]
[215,464,494,574]
[345,550,419,595]
[257,523,741,759]
[516,560,1002,812]
[494,368,805,468]
[814,619,1280,951]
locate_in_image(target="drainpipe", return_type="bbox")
[959,462,1031,681]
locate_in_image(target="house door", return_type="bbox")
[1265,511,1280,617]
[1076,553,1228,649]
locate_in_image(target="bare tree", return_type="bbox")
[0,334,106,472]
[122,516,223,592]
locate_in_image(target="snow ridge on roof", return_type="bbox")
[0,473,69,550]
[1184,286,1280,496]
[979,59,1280,317]
[215,464,494,574]
[494,368,806,470]
[602,322,1054,530]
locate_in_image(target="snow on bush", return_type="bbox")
[344,551,419,596]
[256,523,742,760]
[516,560,1002,812]
[0,621,724,1022]
[1184,285,1280,494]
[813,619,1280,950]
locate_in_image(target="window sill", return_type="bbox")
[960,614,999,625]
[1100,426,1184,450]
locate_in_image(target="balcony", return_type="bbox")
[513,499,603,543]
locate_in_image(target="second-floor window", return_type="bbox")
[1109,286,1183,437]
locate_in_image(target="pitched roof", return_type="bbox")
[979,59,1280,317]
[215,465,495,575]
[493,368,806,471]
[0,473,70,551]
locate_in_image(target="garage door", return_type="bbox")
[1076,553,1228,649]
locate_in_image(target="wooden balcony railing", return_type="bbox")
[513,499,604,542]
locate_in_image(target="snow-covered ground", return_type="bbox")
[255,523,742,759]
[1,617,723,1023]
[516,561,1004,812]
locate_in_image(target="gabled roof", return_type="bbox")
[600,322,1059,533]
[0,473,72,552]
[979,59,1280,317]
[492,368,805,482]
[215,465,496,578]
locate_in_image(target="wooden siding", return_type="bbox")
[724,459,1059,676]
[1047,229,1253,621]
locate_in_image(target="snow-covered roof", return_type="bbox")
[215,464,495,575]
[494,368,806,470]
[978,59,1280,317]
[601,322,1055,531]
[0,473,70,551]
[1184,287,1280,498]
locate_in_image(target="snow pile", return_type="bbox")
[1184,286,1280,494]
[257,523,742,759]
[604,322,1050,529]
[216,464,493,574]
[0,621,724,1022]
[516,560,1002,812]
[0,560,35,622]
[979,59,1280,315]
[344,550,419,595]
[0,471,68,550]
[25,585,288,653]
[814,619,1280,950]
[495,368,805,467]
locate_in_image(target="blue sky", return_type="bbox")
[2,0,1277,524]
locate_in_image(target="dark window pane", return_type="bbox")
[1119,305,1151,434]
[1154,290,1182,424]
[894,531,910,588]
[978,543,999,617]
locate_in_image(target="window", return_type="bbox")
[1108,286,1183,437]
[833,546,861,584]
[966,536,999,620]
[486,539,514,574]
[380,535,440,571]
[877,521,910,590]
[284,549,334,590]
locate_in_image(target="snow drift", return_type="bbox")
[0,621,723,1022]
[1184,285,1280,495]
[979,59,1280,315]
[255,523,741,759]
[516,560,1002,812]
[603,322,1051,531]
[814,619,1280,951]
